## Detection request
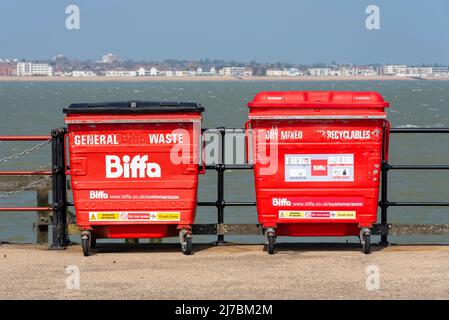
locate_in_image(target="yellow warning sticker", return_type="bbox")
[89,212,120,221]
[279,210,356,220]
[88,211,181,222]
[156,212,181,221]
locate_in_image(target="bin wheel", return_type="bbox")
[361,233,371,254]
[267,234,275,255]
[181,234,192,255]
[81,232,91,257]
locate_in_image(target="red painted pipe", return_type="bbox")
[0,171,52,176]
[0,136,51,141]
[0,207,52,212]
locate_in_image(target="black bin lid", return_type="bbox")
[63,101,204,114]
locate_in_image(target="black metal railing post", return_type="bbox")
[379,161,390,245]
[50,128,68,249]
[215,127,227,245]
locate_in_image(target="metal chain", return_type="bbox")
[0,138,53,164]
[0,176,51,199]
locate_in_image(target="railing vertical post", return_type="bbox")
[50,128,68,249]
[36,185,50,244]
[380,161,389,245]
[216,127,227,245]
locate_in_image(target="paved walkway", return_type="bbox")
[1,243,448,299]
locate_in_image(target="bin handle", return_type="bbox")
[198,132,206,174]
[382,120,391,162]
[64,132,70,175]
[244,120,251,164]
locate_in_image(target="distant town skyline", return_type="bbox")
[0,1,449,65]
[1,53,449,68]
[2,55,448,78]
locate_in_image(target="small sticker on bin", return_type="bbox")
[89,211,181,222]
[278,210,356,219]
[285,154,354,182]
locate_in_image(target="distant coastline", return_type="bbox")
[2,75,449,82]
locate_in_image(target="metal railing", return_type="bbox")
[378,127,449,244]
[2,126,449,247]
[197,127,449,245]
[0,128,68,248]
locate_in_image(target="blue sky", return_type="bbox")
[0,0,448,64]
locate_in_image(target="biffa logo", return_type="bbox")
[105,155,161,178]
[311,160,328,176]
[272,198,291,207]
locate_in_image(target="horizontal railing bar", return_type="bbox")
[197,201,257,207]
[388,165,449,170]
[0,207,52,212]
[222,164,253,170]
[202,128,245,132]
[197,201,216,206]
[0,171,52,176]
[391,128,449,133]
[225,202,257,206]
[0,136,52,141]
[390,128,449,133]
[386,201,449,206]
[204,164,253,170]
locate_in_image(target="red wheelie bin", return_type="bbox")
[247,91,390,254]
[64,101,204,256]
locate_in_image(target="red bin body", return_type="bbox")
[248,91,390,238]
[64,101,203,240]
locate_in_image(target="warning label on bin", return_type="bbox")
[89,211,180,222]
[285,154,354,182]
[278,210,356,220]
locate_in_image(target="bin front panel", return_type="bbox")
[251,119,386,234]
[66,114,201,232]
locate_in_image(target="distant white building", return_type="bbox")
[175,70,190,77]
[220,67,252,77]
[266,69,285,77]
[351,66,377,76]
[149,67,159,76]
[105,70,137,77]
[137,67,146,76]
[72,70,97,77]
[101,53,119,64]
[308,68,330,76]
[135,67,158,76]
[381,65,407,75]
[328,69,342,76]
[432,67,449,77]
[286,68,302,76]
[16,62,53,76]
[382,65,432,77]
[196,67,217,76]
[402,67,432,77]
[267,68,302,77]
[243,69,253,77]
